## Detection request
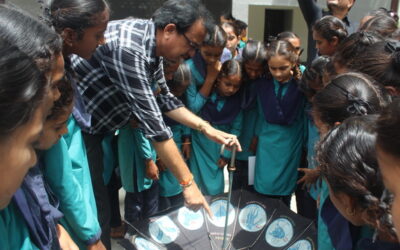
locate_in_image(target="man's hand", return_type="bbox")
[201,124,242,152]
[87,240,106,250]
[182,181,212,217]
[57,224,79,250]
[145,159,159,180]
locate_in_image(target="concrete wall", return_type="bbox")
[236,0,392,62]
[248,4,308,62]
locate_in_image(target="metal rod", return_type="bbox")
[221,145,237,249]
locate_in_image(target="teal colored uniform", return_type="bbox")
[254,79,305,196]
[102,132,117,185]
[185,58,206,112]
[158,124,187,197]
[43,116,101,248]
[0,202,39,250]
[236,81,258,161]
[306,112,320,200]
[118,126,155,193]
[189,92,243,195]
[318,181,336,250]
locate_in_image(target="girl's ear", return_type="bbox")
[384,86,400,96]
[330,36,339,47]
[61,28,78,47]
[163,23,177,38]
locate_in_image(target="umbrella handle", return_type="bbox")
[220,144,237,172]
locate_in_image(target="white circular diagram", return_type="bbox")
[207,199,236,227]
[238,204,267,232]
[265,218,294,247]
[177,206,204,230]
[133,237,160,250]
[149,216,180,244]
[288,239,313,250]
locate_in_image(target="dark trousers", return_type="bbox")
[124,181,159,224]
[107,170,122,228]
[232,160,251,190]
[265,194,292,207]
[82,132,111,249]
[295,184,317,220]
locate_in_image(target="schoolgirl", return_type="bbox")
[186,25,227,112]
[220,22,243,62]
[312,15,348,56]
[252,40,305,206]
[0,39,73,250]
[312,72,389,250]
[189,59,243,195]
[234,40,267,190]
[376,99,400,242]
[45,0,111,247]
[318,115,398,249]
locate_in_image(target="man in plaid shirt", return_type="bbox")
[72,0,241,245]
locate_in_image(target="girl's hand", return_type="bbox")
[156,158,167,172]
[217,157,228,168]
[249,136,258,154]
[181,139,191,160]
[145,159,159,180]
[206,61,221,82]
[57,224,79,250]
[297,168,321,186]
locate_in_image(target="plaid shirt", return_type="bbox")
[72,19,183,141]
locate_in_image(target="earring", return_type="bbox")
[346,207,356,216]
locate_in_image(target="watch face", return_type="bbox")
[238,204,267,232]
[149,216,180,244]
[288,239,313,250]
[177,207,204,230]
[207,199,236,227]
[265,218,294,247]
[134,237,160,250]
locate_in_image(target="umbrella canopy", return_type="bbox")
[121,189,317,250]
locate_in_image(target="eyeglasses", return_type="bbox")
[182,33,201,50]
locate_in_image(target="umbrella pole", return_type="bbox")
[221,145,237,250]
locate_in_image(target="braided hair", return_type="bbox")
[313,15,348,43]
[317,115,397,240]
[266,39,302,81]
[313,72,388,129]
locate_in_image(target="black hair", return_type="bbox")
[277,31,300,41]
[220,11,235,23]
[234,19,247,34]
[313,72,387,128]
[203,25,227,47]
[44,0,109,39]
[0,5,62,74]
[266,39,302,81]
[300,56,330,98]
[317,115,396,239]
[47,77,74,120]
[221,21,241,37]
[364,7,399,23]
[242,40,268,65]
[336,39,400,90]
[152,0,214,34]
[218,59,242,81]
[0,39,47,140]
[360,14,398,38]
[377,98,400,158]
[333,31,384,71]
[167,63,191,95]
[313,15,348,43]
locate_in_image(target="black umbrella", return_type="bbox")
[120,189,317,250]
